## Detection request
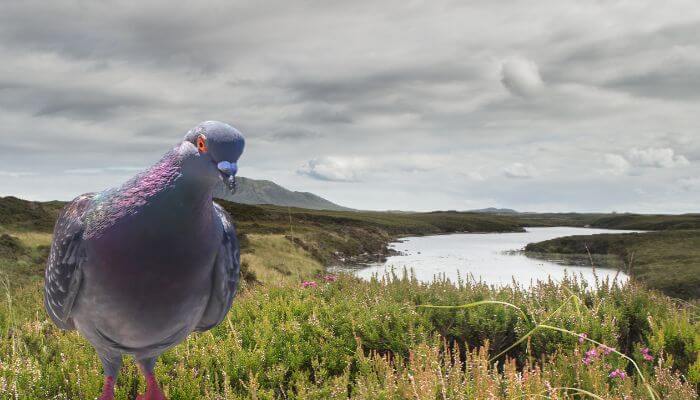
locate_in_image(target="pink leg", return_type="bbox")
[97,376,115,400]
[135,372,167,400]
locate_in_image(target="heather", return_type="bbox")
[1,268,697,399]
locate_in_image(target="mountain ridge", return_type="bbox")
[214,177,353,211]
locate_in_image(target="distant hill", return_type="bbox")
[469,207,519,214]
[0,196,64,232]
[213,177,353,211]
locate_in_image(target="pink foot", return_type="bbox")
[135,374,167,400]
[97,376,115,400]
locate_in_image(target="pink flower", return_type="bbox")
[640,348,653,361]
[323,274,337,282]
[599,345,614,356]
[609,369,627,379]
[582,348,598,365]
[578,333,588,344]
[301,281,318,288]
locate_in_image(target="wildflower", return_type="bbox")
[609,369,627,379]
[640,347,653,362]
[301,281,318,288]
[582,348,598,365]
[599,345,614,356]
[323,274,337,282]
[578,332,588,344]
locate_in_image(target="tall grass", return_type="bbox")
[0,268,697,399]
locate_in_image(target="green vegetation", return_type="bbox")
[0,196,698,398]
[1,245,698,399]
[589,214,700,231]
[525,230,700,299]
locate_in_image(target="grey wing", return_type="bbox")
[195,202,241,332]
[44,193,94,330]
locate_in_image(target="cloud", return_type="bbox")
[0,171,37,178]
[0,0,699,212]
[269,129,323,141]
[627,147,690,168]
[63,166,145,175]
[297,153,449,182]
[678,177,700,191]
[603,153,631,175]
[297,156,369,182]
[503,163,537,179]
[500,58,544,97]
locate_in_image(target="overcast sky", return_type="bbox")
[1,0,699,212]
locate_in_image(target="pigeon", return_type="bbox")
[44,121,245,400]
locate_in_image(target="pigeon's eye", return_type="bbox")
[196,135,208,153]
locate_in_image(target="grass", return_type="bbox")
[0,197,699,398]
[0,230,698,398]
[241,234,323,284]
[525,230,700,299]
[589,214,700,231]
[0,261,698,399]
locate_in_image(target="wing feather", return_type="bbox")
[44,193,94,330]
[195,202,241,332]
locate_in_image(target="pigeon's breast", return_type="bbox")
[75,208,221,351]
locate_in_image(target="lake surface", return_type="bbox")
[332,227,635,287]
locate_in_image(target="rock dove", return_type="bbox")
[44,121,245,400]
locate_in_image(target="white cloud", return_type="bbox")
[297,156,369,182]
[503,163,537,179]
[297,153,450,182]
[500,58,544,97]
[627,147,690,168]
[603,153,631,175]
[0,171,37,178]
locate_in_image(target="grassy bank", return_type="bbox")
[525,230,700,299]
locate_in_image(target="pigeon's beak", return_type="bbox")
[217,161,238,193]
[217,161,238,177]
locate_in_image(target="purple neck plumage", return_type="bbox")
[85,147,215,239]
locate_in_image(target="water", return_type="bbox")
[332,227,636,287]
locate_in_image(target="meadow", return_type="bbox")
[0,196,698,399]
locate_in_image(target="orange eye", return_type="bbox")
[196,135,208,153]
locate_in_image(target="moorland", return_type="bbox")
[0,196,698,399]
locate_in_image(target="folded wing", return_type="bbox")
[44,193,94,330]
[195,202,241,332]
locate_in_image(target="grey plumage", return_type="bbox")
[44,121,245,399]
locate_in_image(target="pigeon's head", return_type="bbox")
[183,121,245,193]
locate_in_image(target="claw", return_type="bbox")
[97,376,115,400]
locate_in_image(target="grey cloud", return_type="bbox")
[607,66,700,100]
[285,64,477,104]
[0,81,163,121]
[0,0,699,212]
[270,129,324,141]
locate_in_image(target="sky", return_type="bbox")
[0,0,698,213]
